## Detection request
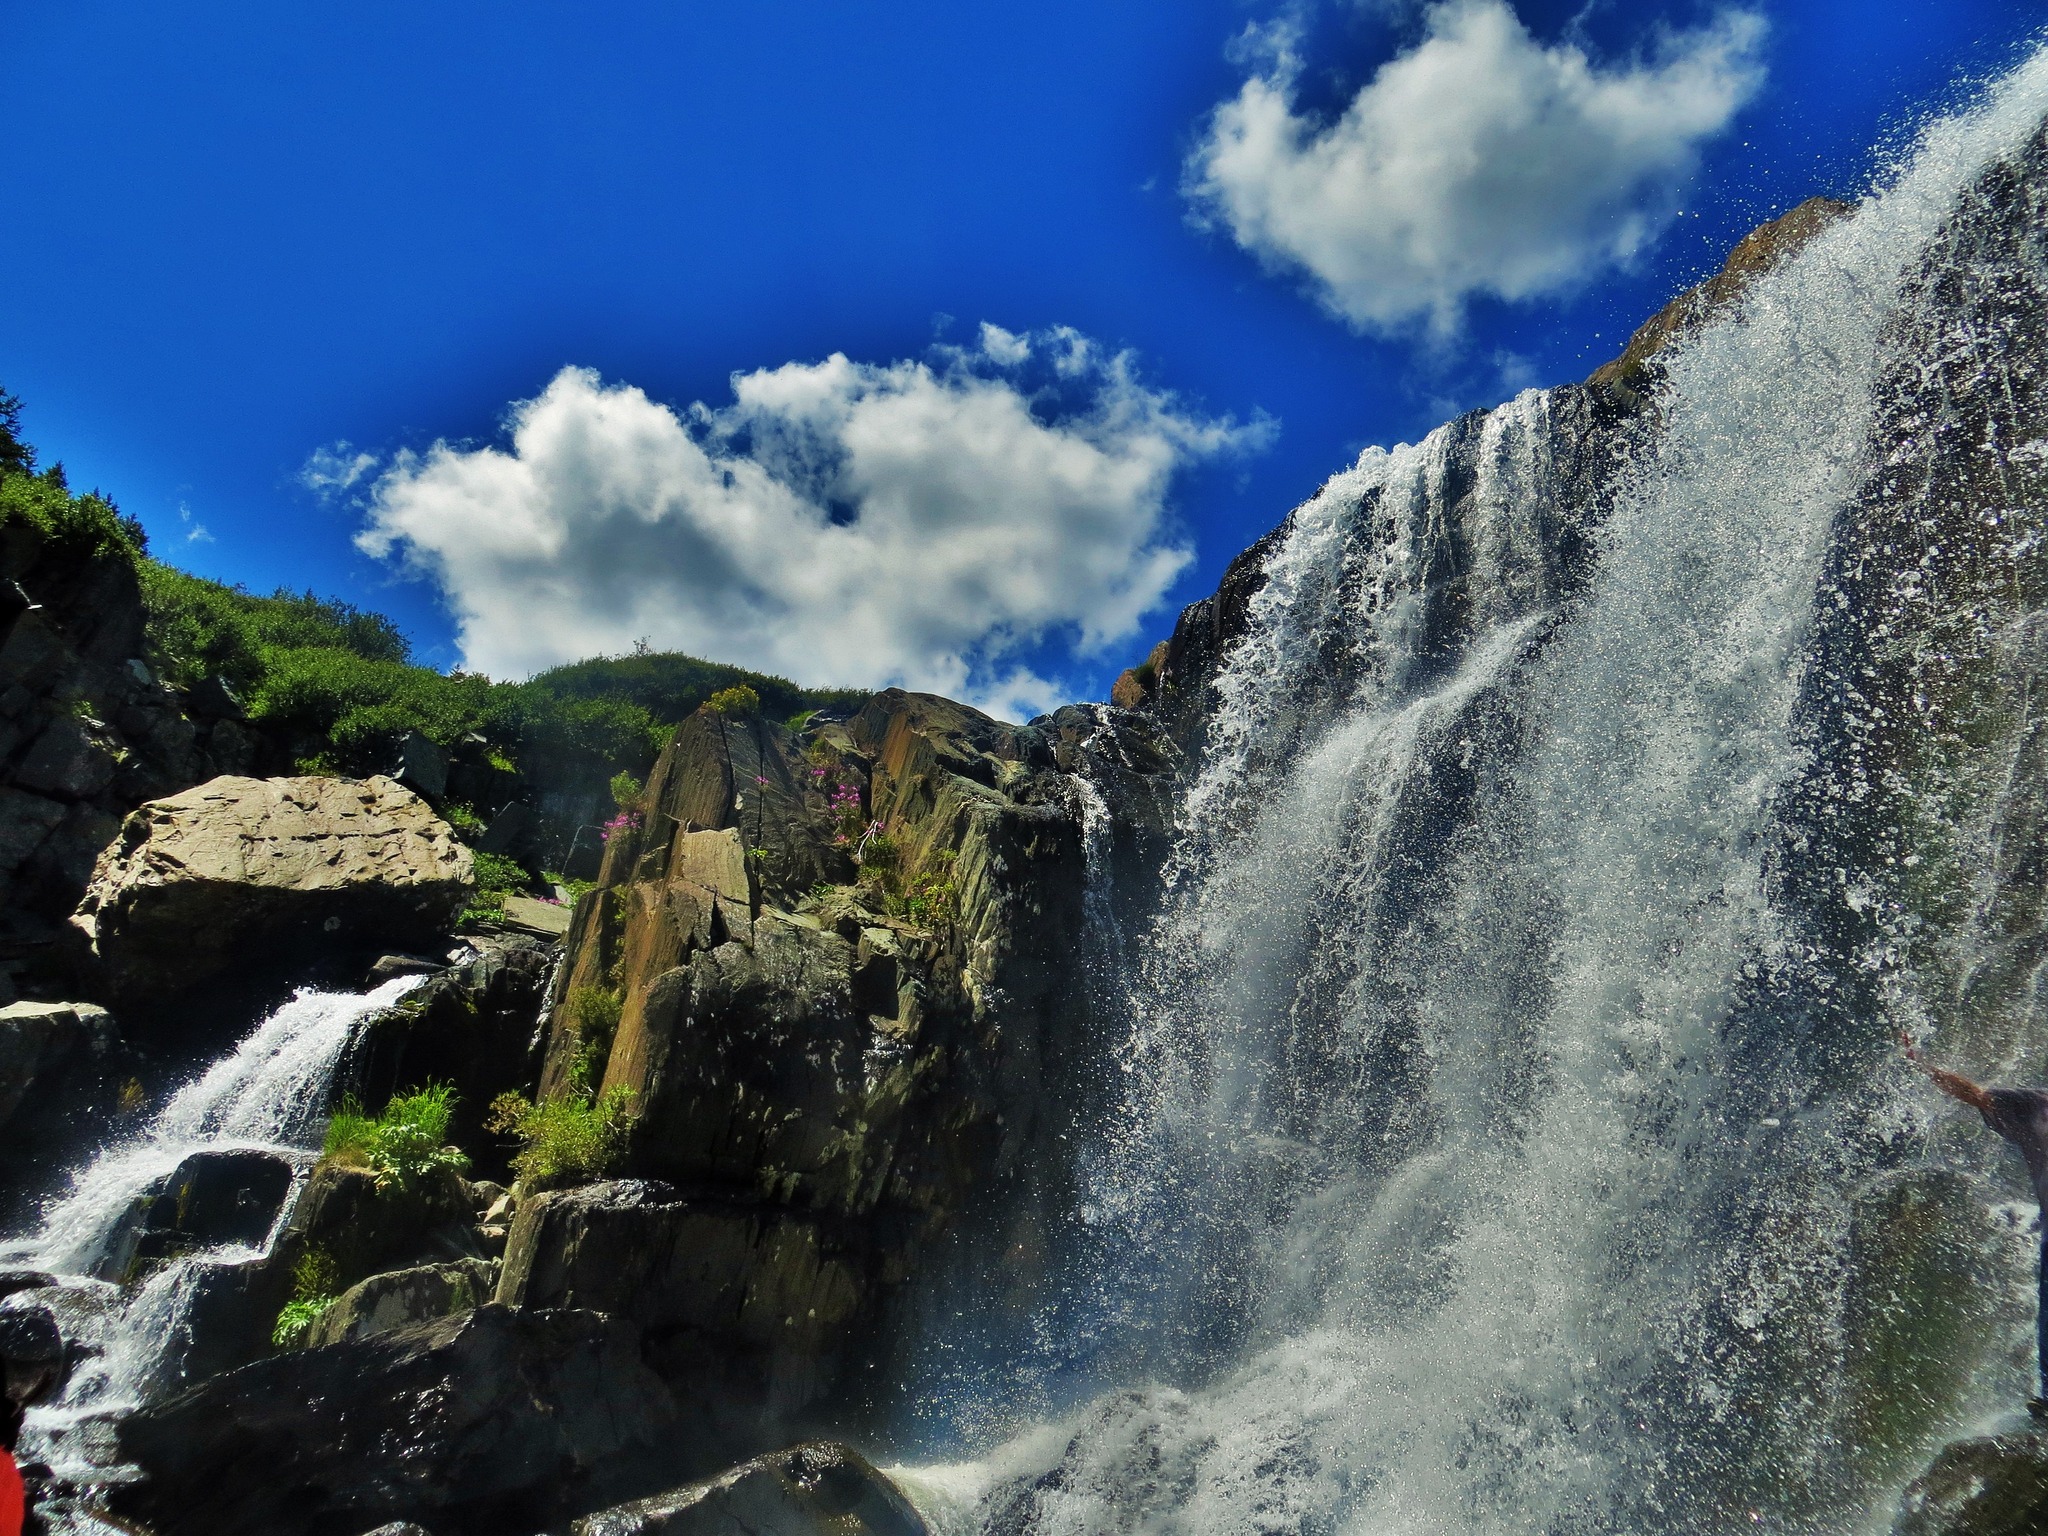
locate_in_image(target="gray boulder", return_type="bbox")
[71,774,473,1003]
[573,1443,927,1536]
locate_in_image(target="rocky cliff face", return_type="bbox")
[520,688,1135,1444]
[0,527,266,1000]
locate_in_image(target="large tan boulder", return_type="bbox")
[71,775,473,1003]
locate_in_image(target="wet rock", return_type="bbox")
[365,952,443,985]
[1895,1428,2048,1535]
[96,1148,296,1284]
[497,1180,864,1412]
[278,1162,478,1294]
[0,998,118,1141]
[71,774,473,1004]
[335,933,557,1181]
[112,1304,679,1536]
[572,1442,927,1536]
[302,1257,497,1348]
[0,1270,55,1301]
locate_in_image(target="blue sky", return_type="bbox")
[2,0,2041,714]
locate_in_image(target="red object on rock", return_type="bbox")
[0,1445,24,1536]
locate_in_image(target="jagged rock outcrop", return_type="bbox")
[71,774,473,1004]
[523,688,1103,1434]
[112,1305,679,1536]
[572,1441,927,1536]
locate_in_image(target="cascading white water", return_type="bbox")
[908,49,2048,1536]
[0,976,420,1508]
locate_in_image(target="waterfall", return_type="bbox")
[0,975,422,1511]
[908,47,2048,1536]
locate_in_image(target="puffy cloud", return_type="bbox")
[1184,0,1766,332]
[349,329,1268,720]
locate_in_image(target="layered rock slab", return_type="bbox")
[71,774,472,1003]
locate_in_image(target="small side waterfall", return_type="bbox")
[907,45,2048,1536]
[0,976,420,1511]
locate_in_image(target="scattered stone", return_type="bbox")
[389,731,449,801]
[71,774,474,1004]
[475,800,533,856]
[365,952,442,985]
[182,674,244,722]
[572,1442,927,1536]
[14,714,119,800]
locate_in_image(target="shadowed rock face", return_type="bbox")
[71,774,473,1005]
[0,997,119,1148]
[112,1305,679,1536]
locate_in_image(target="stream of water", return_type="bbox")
[0,976,419,1521]
[903,47,2048,1536]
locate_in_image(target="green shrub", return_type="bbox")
[705,684,760,717]
[270,1247,342,1348]
[442,802,485,838]
[609,771,643,810]
[562,985,623,1089]
[271,1296,335,1348]
[460,850,530,923]
[322,1085,470,1193]
[488,1085,634,1185]
[0,463,145,562]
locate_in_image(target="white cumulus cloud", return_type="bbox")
[348,329,1268,720]
[1185,0,1766,332]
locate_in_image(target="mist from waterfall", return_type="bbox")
[902,46,2048,1536]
